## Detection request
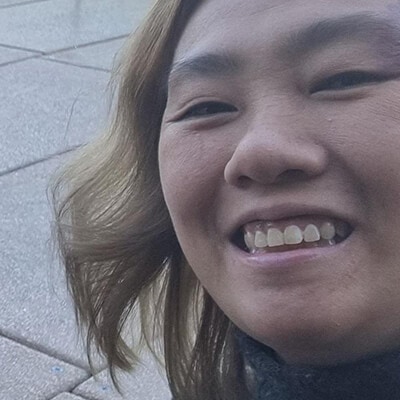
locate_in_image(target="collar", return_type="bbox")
[237,331,400,400]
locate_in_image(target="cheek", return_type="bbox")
[328,98,400,253]
[327,97,400,189]
[158,131,230,282]
[158,131,229,234]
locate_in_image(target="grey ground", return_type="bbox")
[0,0,171,398]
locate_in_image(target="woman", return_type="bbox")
[54,0,400,398]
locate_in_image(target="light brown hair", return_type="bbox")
[53,0,250,398]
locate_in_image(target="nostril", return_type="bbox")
[235,175,253,189]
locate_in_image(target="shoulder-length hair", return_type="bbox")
[53,0,250,398]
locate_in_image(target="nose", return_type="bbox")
[224,127,328,188]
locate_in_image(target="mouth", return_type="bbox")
[231,216,354,254]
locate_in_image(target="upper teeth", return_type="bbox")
[244,222,338,250]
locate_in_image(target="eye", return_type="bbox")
[180,101,237,120]
[310,71,387,94]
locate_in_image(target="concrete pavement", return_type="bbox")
[0,0,171,398]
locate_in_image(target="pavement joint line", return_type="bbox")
[0,53,42,68]
[0,35,128,58]
[43,34,129,56]
[0,146,81,178]
[0,330,91,372]
[48,393,87,400]
[0,0,50,10]
[0,42,44,54]
[44,377,94,400]
[48,379,94,400]
[43,57,111,73]
[67,375,103,399]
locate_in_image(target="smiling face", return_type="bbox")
[158,0,400,365]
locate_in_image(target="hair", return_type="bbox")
[52,0,251,399]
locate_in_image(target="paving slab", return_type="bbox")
[0,152,168,397]
[0,45,38,65]
[47,38,126,71]
[0,58,109,174]
[0,335,89,400]
[73,356,171,400]
[0,155,99,369]
[0,0,152,53]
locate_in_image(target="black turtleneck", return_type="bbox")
[237,332,400,400]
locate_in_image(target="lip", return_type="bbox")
[226,203,357,239]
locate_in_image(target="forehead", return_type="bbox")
[174,0,398,60]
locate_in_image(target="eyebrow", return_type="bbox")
[167,13,400,87]
[168,51,241,87]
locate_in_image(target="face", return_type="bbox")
[159,0,400,365]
